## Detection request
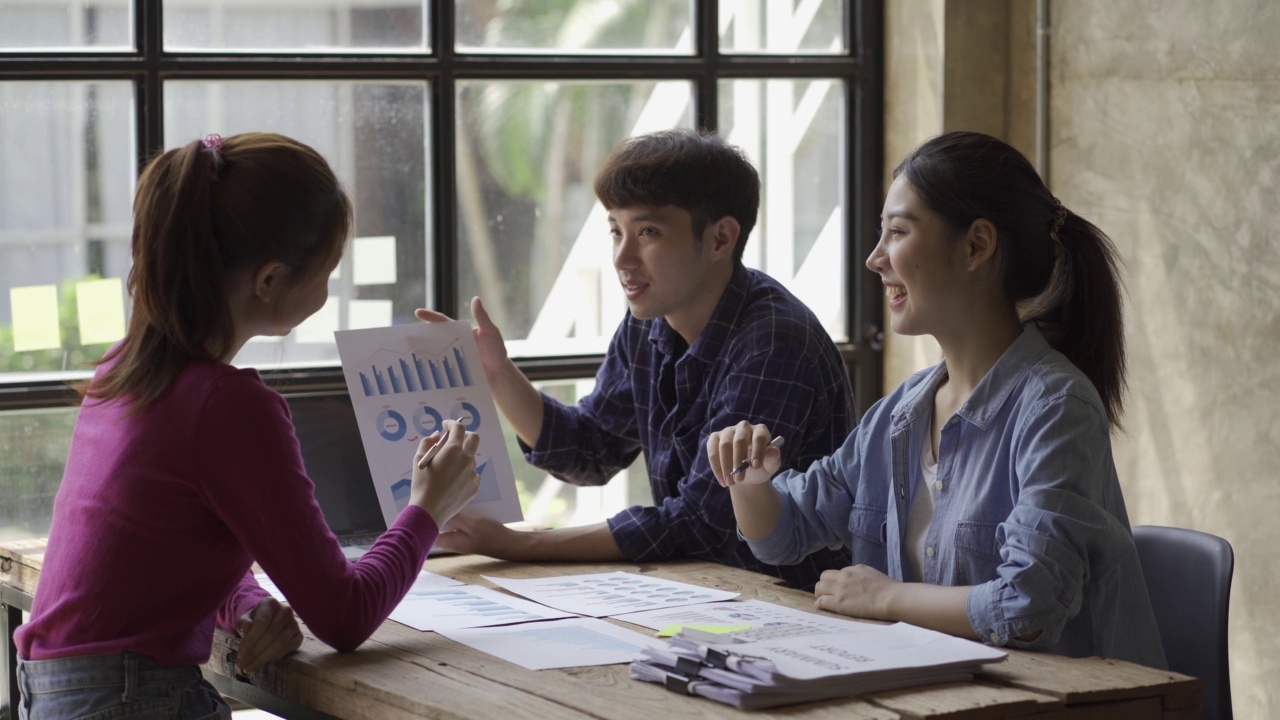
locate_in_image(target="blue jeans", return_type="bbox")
[17,652,231,720]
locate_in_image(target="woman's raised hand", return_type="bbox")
[706,421,782,488]
[410,420,481,525]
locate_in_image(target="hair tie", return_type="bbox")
[202,133,224,152]
[1049,196,1069,244]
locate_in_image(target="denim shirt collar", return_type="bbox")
[892,324,1053,431]
[647,263,751,363]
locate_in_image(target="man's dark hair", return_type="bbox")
[594,129,760,263]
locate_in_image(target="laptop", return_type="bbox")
[286,391,389,560]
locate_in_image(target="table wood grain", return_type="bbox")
[1,541,1200,719]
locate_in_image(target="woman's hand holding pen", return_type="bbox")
[706,421,785,541]
[707,421,784,487]
[411,420,481,526]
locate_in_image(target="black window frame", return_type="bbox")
[0,0,883,416]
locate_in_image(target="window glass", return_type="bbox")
[164,80,431,368]
[719,0,846,55]
[720,77,847,341]
[455,0,692,55]
[0,407,77,542]
[503,378,650,529]
[0,81,135,379]
[0,0,131,50]
[164,0,427,53]
[455,80,695,358]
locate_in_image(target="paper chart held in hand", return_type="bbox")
[436,617,665,671]
[388,584,575,632]
[483,572,738,618]
[334,321,522,526]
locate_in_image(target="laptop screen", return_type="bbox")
[286,391,387,538]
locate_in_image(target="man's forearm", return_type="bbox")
[488,357,547,447]
[512,521,628,562]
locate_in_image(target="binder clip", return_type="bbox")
[662,671,695,695]
[703,647,730,670]
[674,655,703,677]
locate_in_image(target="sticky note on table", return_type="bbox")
[76,278,126,345]
[10,284,61,352]
[656,624,752,638]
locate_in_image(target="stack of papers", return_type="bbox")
[630,622,1007,710]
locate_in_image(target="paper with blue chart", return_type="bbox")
[436,617,666,671]
[334,321,522,528]
[483,571,739,617]
[387,584,574,632]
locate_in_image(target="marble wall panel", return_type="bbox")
[1052,2,1280,716]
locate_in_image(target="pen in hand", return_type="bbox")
[417,419,465,470]
[730,436,785,476]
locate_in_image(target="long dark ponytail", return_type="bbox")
[895,131,1127,427]
[87,133,352,411]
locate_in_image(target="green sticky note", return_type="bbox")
[76,278,127,345]
[656,624,752,638]
[10,285,61,352]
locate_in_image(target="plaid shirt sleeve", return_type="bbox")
[608,335,852,566]
[520,329,646,486]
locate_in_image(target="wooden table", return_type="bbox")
[1,539,1200,719]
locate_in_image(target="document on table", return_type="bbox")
[483,571,739,618]
[612,599,868,641]
[388,584,576,632]
[253,570,462,603]
[437,617,665,671]
[631,622,1008,710]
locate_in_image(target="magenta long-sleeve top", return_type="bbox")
[16,359,438,666]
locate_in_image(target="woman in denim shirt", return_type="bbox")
[707,131,1167,669]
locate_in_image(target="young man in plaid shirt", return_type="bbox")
[420,129,853,589]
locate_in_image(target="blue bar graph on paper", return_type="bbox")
[399,359,417,392]
[358,348,475,396]
[413,355,431,390]
[454,347,472,385]
[428,359,443,388]
[443,357,459,386]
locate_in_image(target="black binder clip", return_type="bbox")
[703,647,730,670]
[674,655,703,677]
[663,671,695,695]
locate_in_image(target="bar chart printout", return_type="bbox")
[388,585,575,632]
[482,572,739,618]
[610,598,868,639]
[357,344,475,397]
[435,617,665,670]
[335,321,523,528]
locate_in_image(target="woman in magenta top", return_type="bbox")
[15,132,481,720]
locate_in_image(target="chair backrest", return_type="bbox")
[1132,525,1234,720]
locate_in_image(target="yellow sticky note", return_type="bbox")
[76,278,127,345]
[656,624,752,638]
[10,284,61,352]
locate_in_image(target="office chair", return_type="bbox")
[1132,525,1234,720]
